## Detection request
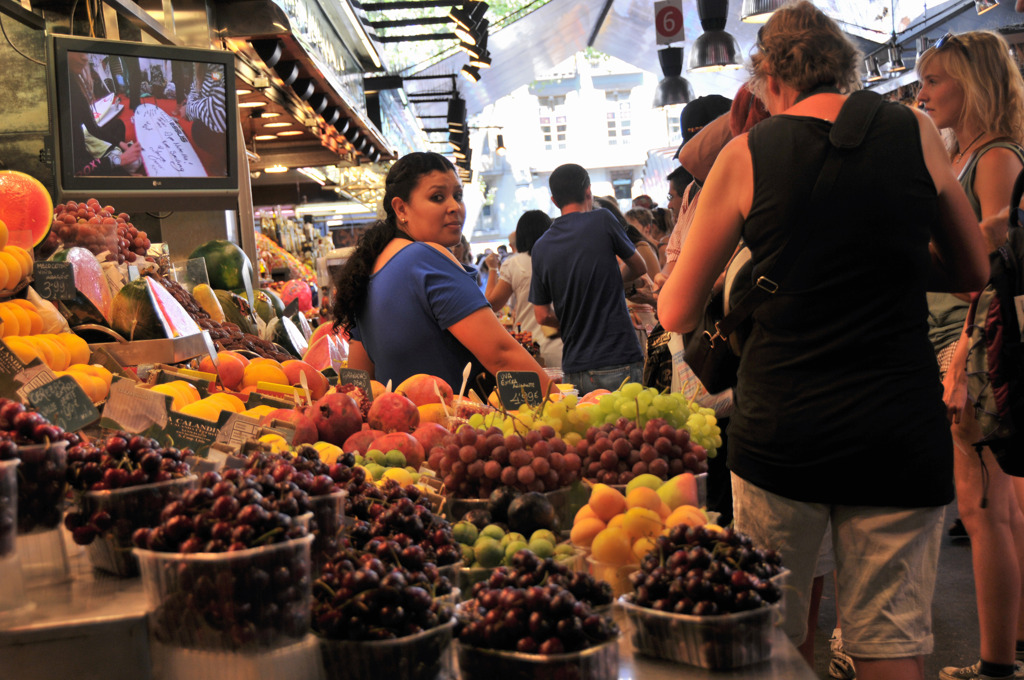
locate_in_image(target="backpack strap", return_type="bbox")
[1011,167,1024,229]
[709,91,883,347]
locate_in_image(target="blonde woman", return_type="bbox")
[918,30,1024,680]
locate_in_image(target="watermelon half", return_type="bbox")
[48,246,112,324]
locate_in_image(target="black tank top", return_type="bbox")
[729,100,953,507]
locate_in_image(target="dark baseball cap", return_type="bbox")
[674,94,732,160]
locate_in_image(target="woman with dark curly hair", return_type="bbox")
[332,152,551,394]
[658,3,988,679]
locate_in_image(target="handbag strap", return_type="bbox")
[708,90,884,346]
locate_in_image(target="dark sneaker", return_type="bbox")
[948,519,969,540]
[938,660,1024,680]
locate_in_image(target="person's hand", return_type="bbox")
[484,253,500,271]
[120,141,142,165]
[942,363,969,424]
[653,272,669,290]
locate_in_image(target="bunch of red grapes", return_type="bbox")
[629,525,784,616]
[0,399,74,533]
[313,546,455,641]
[471,550,614,610]
[573,417,709,486]
[426,425,581,499]
[52,198,151,263]
[457,581,618,654]
[344,478,462,568]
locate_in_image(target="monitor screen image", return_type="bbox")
[50,35,239,210]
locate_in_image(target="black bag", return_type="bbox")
[682,289,739,394]
[681,90,884,395]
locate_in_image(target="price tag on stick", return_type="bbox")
[496,371,543,409]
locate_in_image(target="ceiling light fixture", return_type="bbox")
[264,122,291,128]
[739,0,785,23]
[864,55,883,82]
[277,130,304,136]
[653,47,695,107]
[254,134,277,140]
[975,0,998,14]
[495,134,506,156]
[239,101,266,108]
[689,0,744,72]
[265,165,288,173]
[887,41,906,73]
[448,96,466,133]
[461,64,481,83]
[449,2,488,32]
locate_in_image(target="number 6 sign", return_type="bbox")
[655,0,685,45]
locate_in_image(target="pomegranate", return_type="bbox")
[342,427,385,455]
[308,392,363,446]
[367,391,420,433]
[259,408,318,445]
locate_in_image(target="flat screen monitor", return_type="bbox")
[49,34,239,211]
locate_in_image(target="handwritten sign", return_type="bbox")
[33,261,76,301]
[496,371,543,409]
[133,103,207,178]
[27,375,100,432]
[337,368,372,400]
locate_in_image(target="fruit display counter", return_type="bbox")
[0,545,817,680]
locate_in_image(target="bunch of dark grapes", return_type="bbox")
[574,416,708,486]
[344,479,461,567]
[471,550,613,609]
[52,199,151,263]
[313,546,454,640]
[457,581,618,654]
[335,383,371,420]
[242,446,341,497]
[64,432,193,546]
[426,425,581,499]
[629,524,784,616]
[0,399,74,532]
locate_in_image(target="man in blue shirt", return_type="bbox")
[530,163,647,391]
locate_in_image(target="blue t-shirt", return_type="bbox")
[530,208,643,373]
[351,242,489,388]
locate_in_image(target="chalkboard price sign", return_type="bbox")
[33,261,76,301]
[28,375,100,432]
[337,368,373,401]
[496,371,543,409]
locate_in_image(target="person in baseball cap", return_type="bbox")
[673,94,733,160]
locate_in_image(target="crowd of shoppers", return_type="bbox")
[332,4,1024,679]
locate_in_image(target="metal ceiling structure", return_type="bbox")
[386,0,986,125]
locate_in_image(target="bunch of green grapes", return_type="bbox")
[464,394,590,445]
[577,383,722,457]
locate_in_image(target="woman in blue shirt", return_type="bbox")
[332,152,552,396]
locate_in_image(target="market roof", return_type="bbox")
[395,0,995,119]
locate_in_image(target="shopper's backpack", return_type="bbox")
[965,168,1024,475]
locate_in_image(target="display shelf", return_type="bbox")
[0,549,817,680]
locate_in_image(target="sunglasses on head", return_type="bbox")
[933,31,969,56]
